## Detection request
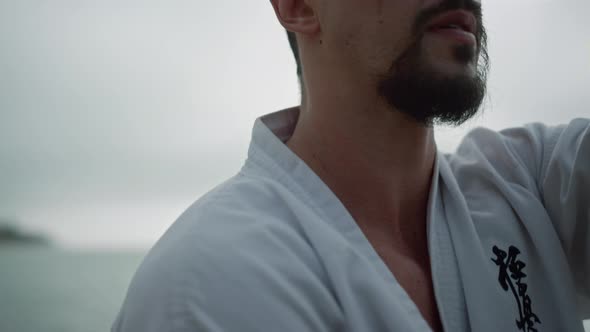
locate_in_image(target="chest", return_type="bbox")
[377,248,444,332]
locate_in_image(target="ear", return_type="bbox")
[270,0,320,35]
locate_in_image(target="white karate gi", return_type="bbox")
[113,108,590,331]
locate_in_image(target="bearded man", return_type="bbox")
[113,1,590,331]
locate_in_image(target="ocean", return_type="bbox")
[2,246,589,332]
[0,246,145,332]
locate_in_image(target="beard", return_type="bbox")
[377,1,489,127]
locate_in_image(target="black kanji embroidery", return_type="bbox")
[491,245,541,332]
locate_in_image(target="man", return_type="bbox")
[113,0,590,331]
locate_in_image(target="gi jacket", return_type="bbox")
[113,108,590,332]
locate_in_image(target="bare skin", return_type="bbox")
[270,0,482,330]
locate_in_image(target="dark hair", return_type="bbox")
[286,30,304,92]
[286,31,302,76]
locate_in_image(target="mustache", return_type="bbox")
[414,0,484,43]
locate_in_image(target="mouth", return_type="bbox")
[426,10,477,36]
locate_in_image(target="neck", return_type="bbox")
[286,90,436,254]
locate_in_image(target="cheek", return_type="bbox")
[324,1,421,74]
[362,36,407,76]
[365,19,416,66]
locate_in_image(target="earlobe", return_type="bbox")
[270,0,320,35]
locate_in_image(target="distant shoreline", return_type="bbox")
[0,225,51,246]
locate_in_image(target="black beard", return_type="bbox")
[377,1,489,127]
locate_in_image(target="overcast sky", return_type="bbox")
[1,0,589,249]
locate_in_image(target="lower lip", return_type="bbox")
[427,28,476,44]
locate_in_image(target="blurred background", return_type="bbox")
[0,0,588,331]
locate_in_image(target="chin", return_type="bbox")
[429,59,478,78]
[424,41,478,73]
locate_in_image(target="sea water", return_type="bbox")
[0,246,145,332]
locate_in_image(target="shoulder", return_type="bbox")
[445,118,589,188]
[113,173,334,331]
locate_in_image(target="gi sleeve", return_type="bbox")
[111,214,342,332]
[537,118,590,316]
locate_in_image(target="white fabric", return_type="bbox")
[113,108,590,332]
